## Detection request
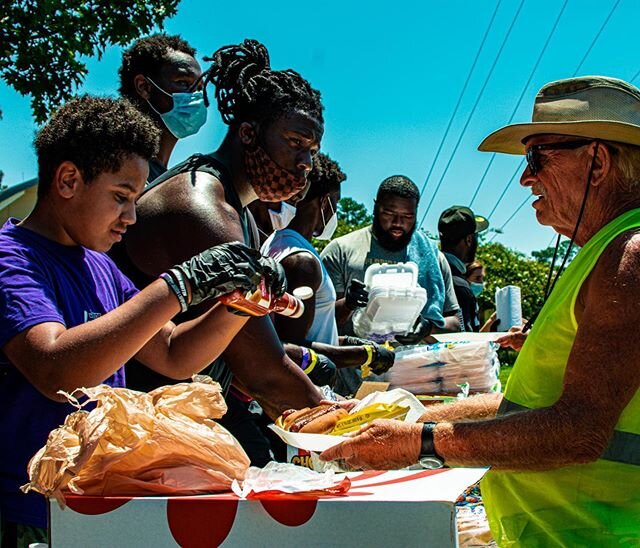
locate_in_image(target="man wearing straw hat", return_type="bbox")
[321,76,640,545]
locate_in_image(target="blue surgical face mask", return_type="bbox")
[470,281,484,297]
[145,77,207,139]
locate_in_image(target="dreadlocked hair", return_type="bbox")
[202,39,323,126]
[119,34,196,108]
[35,96,159,198]
[304,152,347,201]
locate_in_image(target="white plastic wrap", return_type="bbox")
[231,462,345,498]
[389,341,500,395]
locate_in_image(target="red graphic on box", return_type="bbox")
[66,495,132,515]
[167,498,239,547]
[260,499,319,526]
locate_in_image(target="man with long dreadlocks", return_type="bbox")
[321,76,640,545]
[114,39,325,464]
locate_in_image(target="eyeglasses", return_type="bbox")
[525,140,593,175]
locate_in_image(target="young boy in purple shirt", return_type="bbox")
[0,96,285,546]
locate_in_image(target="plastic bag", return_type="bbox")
[22,376,250,505]
[389,342,500,395]
[231,462,350,498]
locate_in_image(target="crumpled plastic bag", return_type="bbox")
[231,462,351,498]
[22,375,250,505]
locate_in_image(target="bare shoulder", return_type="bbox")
[126,171,245,273]
[281,251,322,290]
[587,229,640,303]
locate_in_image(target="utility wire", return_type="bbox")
[487,159,525,219]
[417,0,526,229]
[488,0,620,239]
[417,1,503,201]
[469,0,569,209]
[489,193,532,242]
[572,0,620,76]
[630,66,640,83]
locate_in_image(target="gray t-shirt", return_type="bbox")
[320,225,459,337]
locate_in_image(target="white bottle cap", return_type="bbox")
[292,286,314,301]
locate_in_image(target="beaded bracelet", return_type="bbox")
[160,271,188,313]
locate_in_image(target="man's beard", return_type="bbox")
[372,215,415,252]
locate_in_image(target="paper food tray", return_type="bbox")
[269,389,425,451]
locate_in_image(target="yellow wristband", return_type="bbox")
[361,345,374,368]
[304,349,318,375]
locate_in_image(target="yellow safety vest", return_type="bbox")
[481,209,640,547]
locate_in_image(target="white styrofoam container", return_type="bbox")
[352,262,427,339]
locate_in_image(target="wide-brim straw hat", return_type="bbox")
[478,76,640,154]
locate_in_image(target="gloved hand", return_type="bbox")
[341,336,395,375]
[302,348,337,387]
[163,242,287,310]
[345,279,369,310]
[395,316,433,345]
[368,343,395,374]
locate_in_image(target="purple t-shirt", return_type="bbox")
[0,219,138,528]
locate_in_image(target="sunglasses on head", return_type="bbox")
[525,140,593,175]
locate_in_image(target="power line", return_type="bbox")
[469,0,569,209]
[488,1,621,240]
[487,158,525,219]
[572,0,621,77]
[417,1,503,201]
[488,193,532,242]
[416,0,526,229]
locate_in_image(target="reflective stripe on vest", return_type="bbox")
[498,397,640,466]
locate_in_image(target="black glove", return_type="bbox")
[303,349,337,387]
[345,279,369,310]
[342,336,395,375]
[395,316,433,345]
[368,343,395,374]
[163,242,287,310]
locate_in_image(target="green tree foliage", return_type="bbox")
[476,242,549,322]
[1,0,180,123]
[314,197,372,252]
[531,238,578,264]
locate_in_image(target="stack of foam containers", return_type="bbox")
[388,341,500,395]
[352,262,427,342]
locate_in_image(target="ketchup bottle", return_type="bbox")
[219,280,313,318]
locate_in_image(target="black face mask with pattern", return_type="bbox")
[244,145,308,202]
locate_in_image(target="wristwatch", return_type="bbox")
[418,422,444,469]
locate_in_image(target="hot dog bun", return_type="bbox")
[299,408,348,434]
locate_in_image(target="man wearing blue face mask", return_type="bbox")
[119,34,207,183]
[438,206,489,332]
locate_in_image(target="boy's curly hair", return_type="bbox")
[35,96,160,197]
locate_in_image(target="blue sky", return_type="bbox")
[1,0,638,254]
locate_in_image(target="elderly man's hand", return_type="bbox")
[496,324,528,351]
[319,419,423,470]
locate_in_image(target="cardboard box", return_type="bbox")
[50,468,486,547]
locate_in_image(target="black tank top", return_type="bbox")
[111,153,255,393]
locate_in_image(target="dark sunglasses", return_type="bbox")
[525,140,593,175]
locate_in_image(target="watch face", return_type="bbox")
[418,456,444,470]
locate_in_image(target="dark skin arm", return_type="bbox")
[274,252,370,368]
[274,251,321,343]
[322,233,640,470]
[334,293,356,326]
[124,171,322,418]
